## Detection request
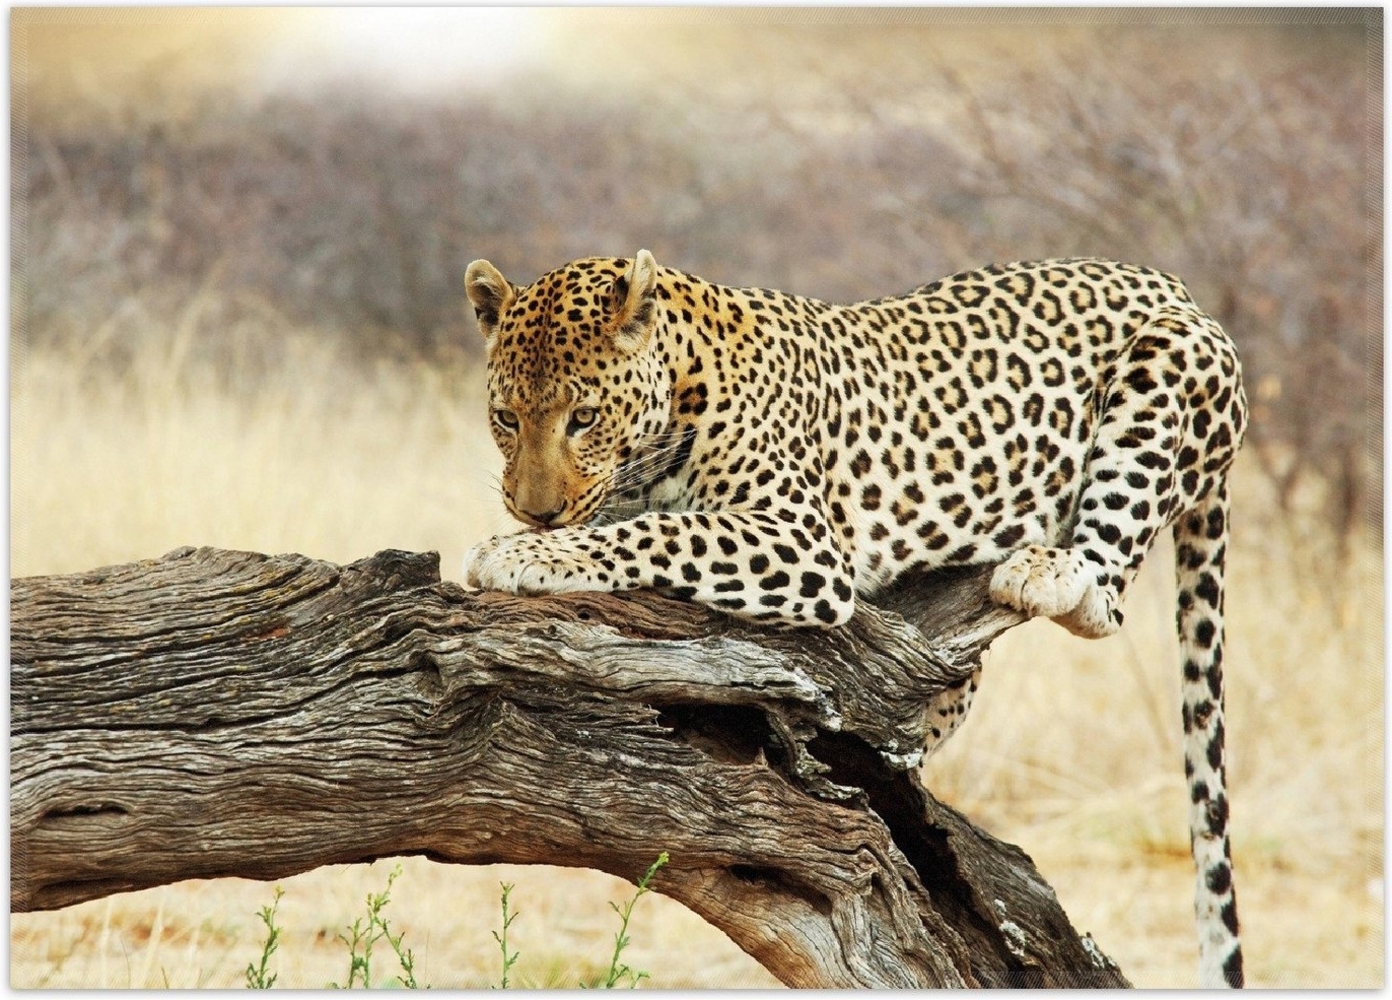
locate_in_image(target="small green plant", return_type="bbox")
[245,886,285,989]
[332,864,420,989]
[249,854,670,989]
[599,851,670,989]
[491,883,521,989]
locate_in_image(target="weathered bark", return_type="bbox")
[10,546,1128,988]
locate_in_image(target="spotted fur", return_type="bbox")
[461,251,1247,986]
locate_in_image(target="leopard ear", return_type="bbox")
[606,249,659,354]
[464,259,515,346]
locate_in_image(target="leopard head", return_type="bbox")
[464,250,672,528]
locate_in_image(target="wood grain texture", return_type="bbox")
[11,546,1128,987]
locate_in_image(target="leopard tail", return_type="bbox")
[1173,479,1243,988]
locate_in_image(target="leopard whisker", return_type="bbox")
[610,433,689,491]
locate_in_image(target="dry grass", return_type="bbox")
[8,859,775,990]
[9,334,1382,988]
[11,331,507,579]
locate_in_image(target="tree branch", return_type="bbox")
[10,546,1127,988]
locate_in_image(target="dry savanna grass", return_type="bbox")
[10,332,1382,988]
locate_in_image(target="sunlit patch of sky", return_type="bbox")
[261,8,558,97]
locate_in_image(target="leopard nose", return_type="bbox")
[519,502,567,528]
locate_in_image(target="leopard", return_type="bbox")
[460,250,1247,988]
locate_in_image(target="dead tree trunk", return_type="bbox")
[10,546,1128,988]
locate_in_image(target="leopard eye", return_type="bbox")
[568,406,599,434]
[493,409,520,431]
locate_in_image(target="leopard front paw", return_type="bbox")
[462,532,595,596]
[460,537,493,589]
[461,534,548,594]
